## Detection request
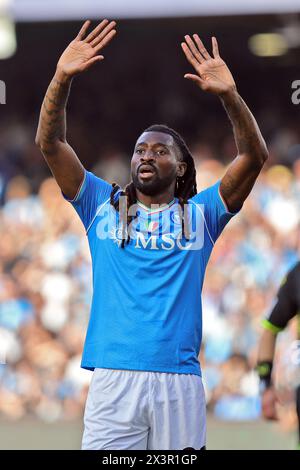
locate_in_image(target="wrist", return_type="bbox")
[256,360,273,392]
[55,67,73,85]
[219,85,239,102]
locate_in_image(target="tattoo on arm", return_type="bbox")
[220,171,236,203]
[37,76,72,150]
[219,91,268,211]
[221,92,268,163]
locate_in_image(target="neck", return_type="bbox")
[135,188,175,209]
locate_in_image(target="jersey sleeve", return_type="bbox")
[263,266,298,333]
[190,180,241,243]
[62,170,112,231]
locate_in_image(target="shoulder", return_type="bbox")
[189,180,230,213]
[84,170,113,192]
[189,180,221,203]
[71,170,113,204]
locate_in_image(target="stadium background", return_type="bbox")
[0,1,299,449]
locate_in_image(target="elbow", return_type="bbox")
[261,143,269,165]
[35,130,46,151]
[257,151,268,170]
[35,134,41,149]
[242,141,269,171]
[35,134,60,156]
[259,138,269,166]
[35,136,49,156]
[252,144,269,170]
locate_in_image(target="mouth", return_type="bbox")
[138,165,156,180]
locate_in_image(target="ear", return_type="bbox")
[177,161,187,178]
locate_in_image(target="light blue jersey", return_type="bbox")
[64,170,239,376]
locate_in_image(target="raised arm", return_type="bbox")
[35,19,117,199]
[181,35,268,212]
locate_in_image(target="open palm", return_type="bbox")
[57,19,116,77]
[181,35,236,95]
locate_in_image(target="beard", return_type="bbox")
[131,170,176,196]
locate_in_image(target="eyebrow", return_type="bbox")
[135,142,170,148]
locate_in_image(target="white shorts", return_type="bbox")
[82,368,206,450]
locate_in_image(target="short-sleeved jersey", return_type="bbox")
[64,170,239,376]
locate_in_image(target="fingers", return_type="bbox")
[182,34,216,66]
[184,73,203,84]
[82,55,105,72]
[90,21,116,47]
[193,34,211,60]
[76,20,91,40]
[85,19,113,43]
[94,29,117,53]
[84,19,109,43]
[262,388,279,420]
[184,35,205,64]
[212,36,220,58]
[76,19,117,47]
[184,73,207,90]
[181,42,200,70]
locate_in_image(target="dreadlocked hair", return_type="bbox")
[110,181,138,248]
[110,124,197,248]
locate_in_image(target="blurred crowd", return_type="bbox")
[0,118,299,437]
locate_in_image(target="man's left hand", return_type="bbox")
[181,35,236,97]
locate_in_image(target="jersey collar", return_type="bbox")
[136,198,176,215]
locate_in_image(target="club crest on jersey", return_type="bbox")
[170,211,182,225]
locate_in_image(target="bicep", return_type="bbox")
[41,141,85,200]
[220,154,262,212]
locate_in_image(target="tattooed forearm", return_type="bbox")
[36,73,72,152]
[221,91,268,167]
[219,90,269,212]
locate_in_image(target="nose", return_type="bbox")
[140,151,155,162]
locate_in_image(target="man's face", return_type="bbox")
[131,131,186,196]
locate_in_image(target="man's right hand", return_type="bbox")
[261,387,278,420]
[56,19,117,78]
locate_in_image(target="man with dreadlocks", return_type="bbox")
[36,20,268,450]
